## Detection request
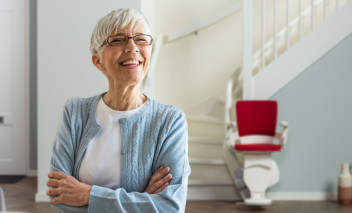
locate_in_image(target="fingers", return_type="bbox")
[154,182,169,194]
[148,173,172,194]
[46,178,60,187]
[46,187,61,196]
[48,171,66,179]
[156,166,165,172]
[144,166,173,194]
[150,166,170,184]
[49,195,62,205]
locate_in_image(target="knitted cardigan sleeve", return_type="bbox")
[50,99,89,213]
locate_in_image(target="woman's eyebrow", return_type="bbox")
[113,33,125,36]
[113,32,145,36]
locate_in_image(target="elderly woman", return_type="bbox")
[46,8,190,213]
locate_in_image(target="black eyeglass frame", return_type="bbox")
[100,34,153,48]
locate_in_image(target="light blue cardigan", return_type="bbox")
[50,93,191,213]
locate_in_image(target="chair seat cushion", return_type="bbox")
[234,144,282,152]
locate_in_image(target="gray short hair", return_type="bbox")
[90,8,152,56]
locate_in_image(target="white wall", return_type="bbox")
[150,0,348,117]
[36,0,141,201]
[152,0,242,116]
[270,33,352,194]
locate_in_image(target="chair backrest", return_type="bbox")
[236,100,277,137]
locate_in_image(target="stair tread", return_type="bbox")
[188,179,233,185]
[186,114,224,124]
[188,135,224,145]
[189,163,233,185]
[189,157,225,165]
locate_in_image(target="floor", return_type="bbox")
[0,177,55,213]
[0,177,351,213]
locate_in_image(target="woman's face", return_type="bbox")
[94,23,152,88]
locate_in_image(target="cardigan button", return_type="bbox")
[121,150,126,155]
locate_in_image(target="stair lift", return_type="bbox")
[225,100,288,205]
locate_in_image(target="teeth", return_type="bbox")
[122,60,139,65]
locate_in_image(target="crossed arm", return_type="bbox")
[46,166,172,206]
[47,101,189,212]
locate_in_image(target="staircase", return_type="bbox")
[186,115,241,200]
[143,0,352,200]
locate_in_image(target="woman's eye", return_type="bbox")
[112,38,125,43]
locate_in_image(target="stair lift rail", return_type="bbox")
[224,68,249,201]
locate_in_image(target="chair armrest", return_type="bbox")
[280,121,288,129]
[275,121,289,147]
[226,121,236,131]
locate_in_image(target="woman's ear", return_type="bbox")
[92,54,105,71]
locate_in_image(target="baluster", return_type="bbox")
[274,0,277,59]
[299,0,302,39]
[311,0,315,30]
[262,0,266,69]
[242,0,253,99]
[324,0,327,20]
[286,0,290,50]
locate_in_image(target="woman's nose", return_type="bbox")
[124,39,139,53]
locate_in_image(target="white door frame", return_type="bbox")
[24,0,32,176]
[0,0,30,175]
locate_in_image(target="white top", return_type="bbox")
[79,97,145,189]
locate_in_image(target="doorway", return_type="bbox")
[0,0,28,175]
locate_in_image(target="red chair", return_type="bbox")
[232,100,288,205]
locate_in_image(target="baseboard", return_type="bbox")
[35,192,49,202]
[35,187,337,202]
[187,185,242,200]
[26,169,37,177]
[268,192,337,201]
[187,186,337,201]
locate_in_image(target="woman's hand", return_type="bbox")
[46,171,92,206]
[144,166,172,194]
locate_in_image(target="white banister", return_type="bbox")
[242,0,253,99]
[242,0,352,93]
[253,0,344,72]
[166,2,242,42]
[225,74,233,124]
[225,68,241,124]
[254,0,352,99]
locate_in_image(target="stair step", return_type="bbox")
[187,116,225,139]
[189,163,233,185]
[189,157,225,166]
[188,142,224,161]
[188,136,224,145]
[187,114,225,125]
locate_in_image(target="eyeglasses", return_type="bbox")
[100,34,153,47]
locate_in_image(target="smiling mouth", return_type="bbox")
[120,60,142,66]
